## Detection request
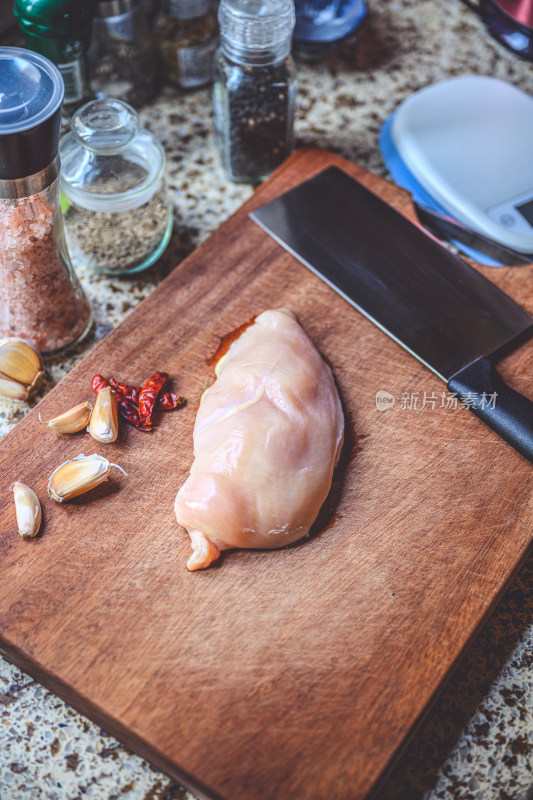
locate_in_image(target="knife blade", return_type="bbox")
[413,201,533,267]
[250,166,533,462]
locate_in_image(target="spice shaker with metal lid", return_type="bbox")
[0,47,92,355]
[156,0,218,89]
[87,0,158,107]
[213,0,297,184]
[14,0,93,107]
[59,98,173,275]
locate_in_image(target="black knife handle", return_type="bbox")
[448,356,533,463]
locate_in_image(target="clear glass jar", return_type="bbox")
[87,0,158,107]
[213,0,297,184]
[0,47,92,355]
[59,98,173,275]
[156,0,218,89]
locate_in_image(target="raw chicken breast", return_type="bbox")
[174,309,344,570]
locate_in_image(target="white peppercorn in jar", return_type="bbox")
[59,98,173,275]
[214,0,297,184]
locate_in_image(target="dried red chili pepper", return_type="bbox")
[138,371,169,428]
[109,377,183,411]
[109,377,140,404]
[92,374,108,394]
[158,391,186,410]
[92,371,185,431]
[116,396,151,431]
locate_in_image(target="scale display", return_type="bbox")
[517,199,533,227]
[388,75,533,256]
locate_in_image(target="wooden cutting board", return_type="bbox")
[1,148,532,800]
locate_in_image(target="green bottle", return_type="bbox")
[14,0,94,106]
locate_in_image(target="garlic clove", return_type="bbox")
[0,372,30,402]
[11,481,42,538]
[0,338,44,390]
[47,453,126,503]
[88,387,119,443]
[40,401,93,433]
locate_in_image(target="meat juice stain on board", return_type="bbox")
[206,316,257,369]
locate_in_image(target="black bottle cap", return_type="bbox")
[0,47,64,181]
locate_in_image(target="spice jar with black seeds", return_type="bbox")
[214,0,297,184]
[59,98,173,275]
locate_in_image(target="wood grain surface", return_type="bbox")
[1,148,532,800]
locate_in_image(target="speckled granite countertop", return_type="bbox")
[1,2,532,798]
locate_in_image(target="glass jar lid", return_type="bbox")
[59,98,166,212]
[71,97,140,153]
[218,0,295,64]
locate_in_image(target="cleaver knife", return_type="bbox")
[250,166,533,462]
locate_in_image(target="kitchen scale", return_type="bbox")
[379,75,533,266]
[475,0,533,62]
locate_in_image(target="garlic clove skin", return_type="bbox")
[0,339,44,391]
[11,481,42,538]
[88,387,119,443]
[40,401,93,433]
[48,453,126,503]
